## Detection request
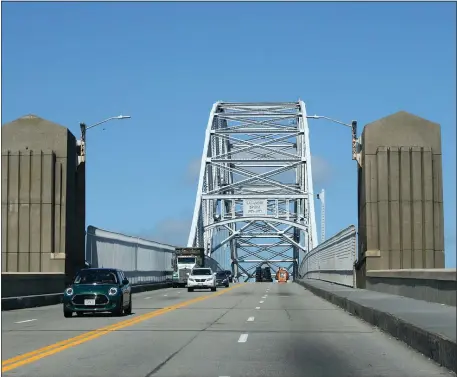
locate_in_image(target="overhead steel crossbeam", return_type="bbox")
[188,101,318,281]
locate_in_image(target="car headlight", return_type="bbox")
[188,278,194,282]
[206,277,214,281]
[65,287,73,296]
[108,287,118,296]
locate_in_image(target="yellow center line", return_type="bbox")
[2,284,243,372]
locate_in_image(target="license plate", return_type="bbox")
[84,299,95,305]
[198,282,204,285]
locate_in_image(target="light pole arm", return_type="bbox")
[86,116,124,130]
[78,115,130,163]
[306,115,359,161]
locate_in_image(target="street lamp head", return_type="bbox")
[116,115,131,120]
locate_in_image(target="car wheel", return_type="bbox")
[188,288,193,292]
[225,283,229,288]
[211,287,216,292]
[124,297,132,315]
[64,309,73,318]
[76,312,84,317]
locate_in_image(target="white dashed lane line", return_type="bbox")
[15,319,37,324]
[163,294,168,296]
[144,297,151,300]
[238,334,249,343]
[247,317,255,322]
[259,300,264,303]
[255,306,260,309]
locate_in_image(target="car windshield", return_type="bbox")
[216,271,227,278]
[74,270,118,284]
[178,257,196,264]
[192,269,211,276]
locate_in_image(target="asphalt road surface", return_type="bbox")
[2,282,454,377]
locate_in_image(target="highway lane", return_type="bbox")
[1,286,198,359]
[2,282,454,377]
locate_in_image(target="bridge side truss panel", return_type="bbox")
[188,101,318,281]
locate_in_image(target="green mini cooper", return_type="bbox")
[63,268,132,318]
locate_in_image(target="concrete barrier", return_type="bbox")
[1,281,172,311]
[366,269,457,306]
[1,272,66,298]
[296,279,456,373]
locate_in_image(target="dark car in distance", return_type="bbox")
[224,270,233,283]
[63,268,132,318]
[215,271,230,287]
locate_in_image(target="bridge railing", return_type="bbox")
[85,225,176,285]
[298,225,357,287]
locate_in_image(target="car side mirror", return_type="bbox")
[122,279,129,285]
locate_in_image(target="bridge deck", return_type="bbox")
[2,283,454,377]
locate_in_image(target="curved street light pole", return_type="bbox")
[76,115,131,272]
[306,115,358,161]
[79,115,131,163]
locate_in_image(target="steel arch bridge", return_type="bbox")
[188,101,319,282]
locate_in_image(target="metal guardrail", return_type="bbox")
[298,225,357,287]
[86,225,176,285]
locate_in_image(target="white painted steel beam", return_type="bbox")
[188,101,318,280]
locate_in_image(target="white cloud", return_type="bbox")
[311,155,333,187]
[136,216,192,247]
[185,157,202,184]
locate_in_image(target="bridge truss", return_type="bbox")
[188,101,319,281]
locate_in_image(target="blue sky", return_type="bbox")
[2,2,456,267]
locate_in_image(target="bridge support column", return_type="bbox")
[1,115,86,293]
[356,111,445,288]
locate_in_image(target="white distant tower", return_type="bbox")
[316,189,325,243]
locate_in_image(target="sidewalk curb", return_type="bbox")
[1,282,172,311]
[295,280,456,373]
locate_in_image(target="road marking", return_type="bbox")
[1,284,244,372]
[144,297,151,300]
[163,294,168,296]
[238,334,249,343]
[247,316,255,322]
[262,296,267,298]
[255,306,260,309]
[259,300,264,303]
[14,319,37,324]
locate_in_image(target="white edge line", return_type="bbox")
[15,319,37,324]
[238,333,249,343]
